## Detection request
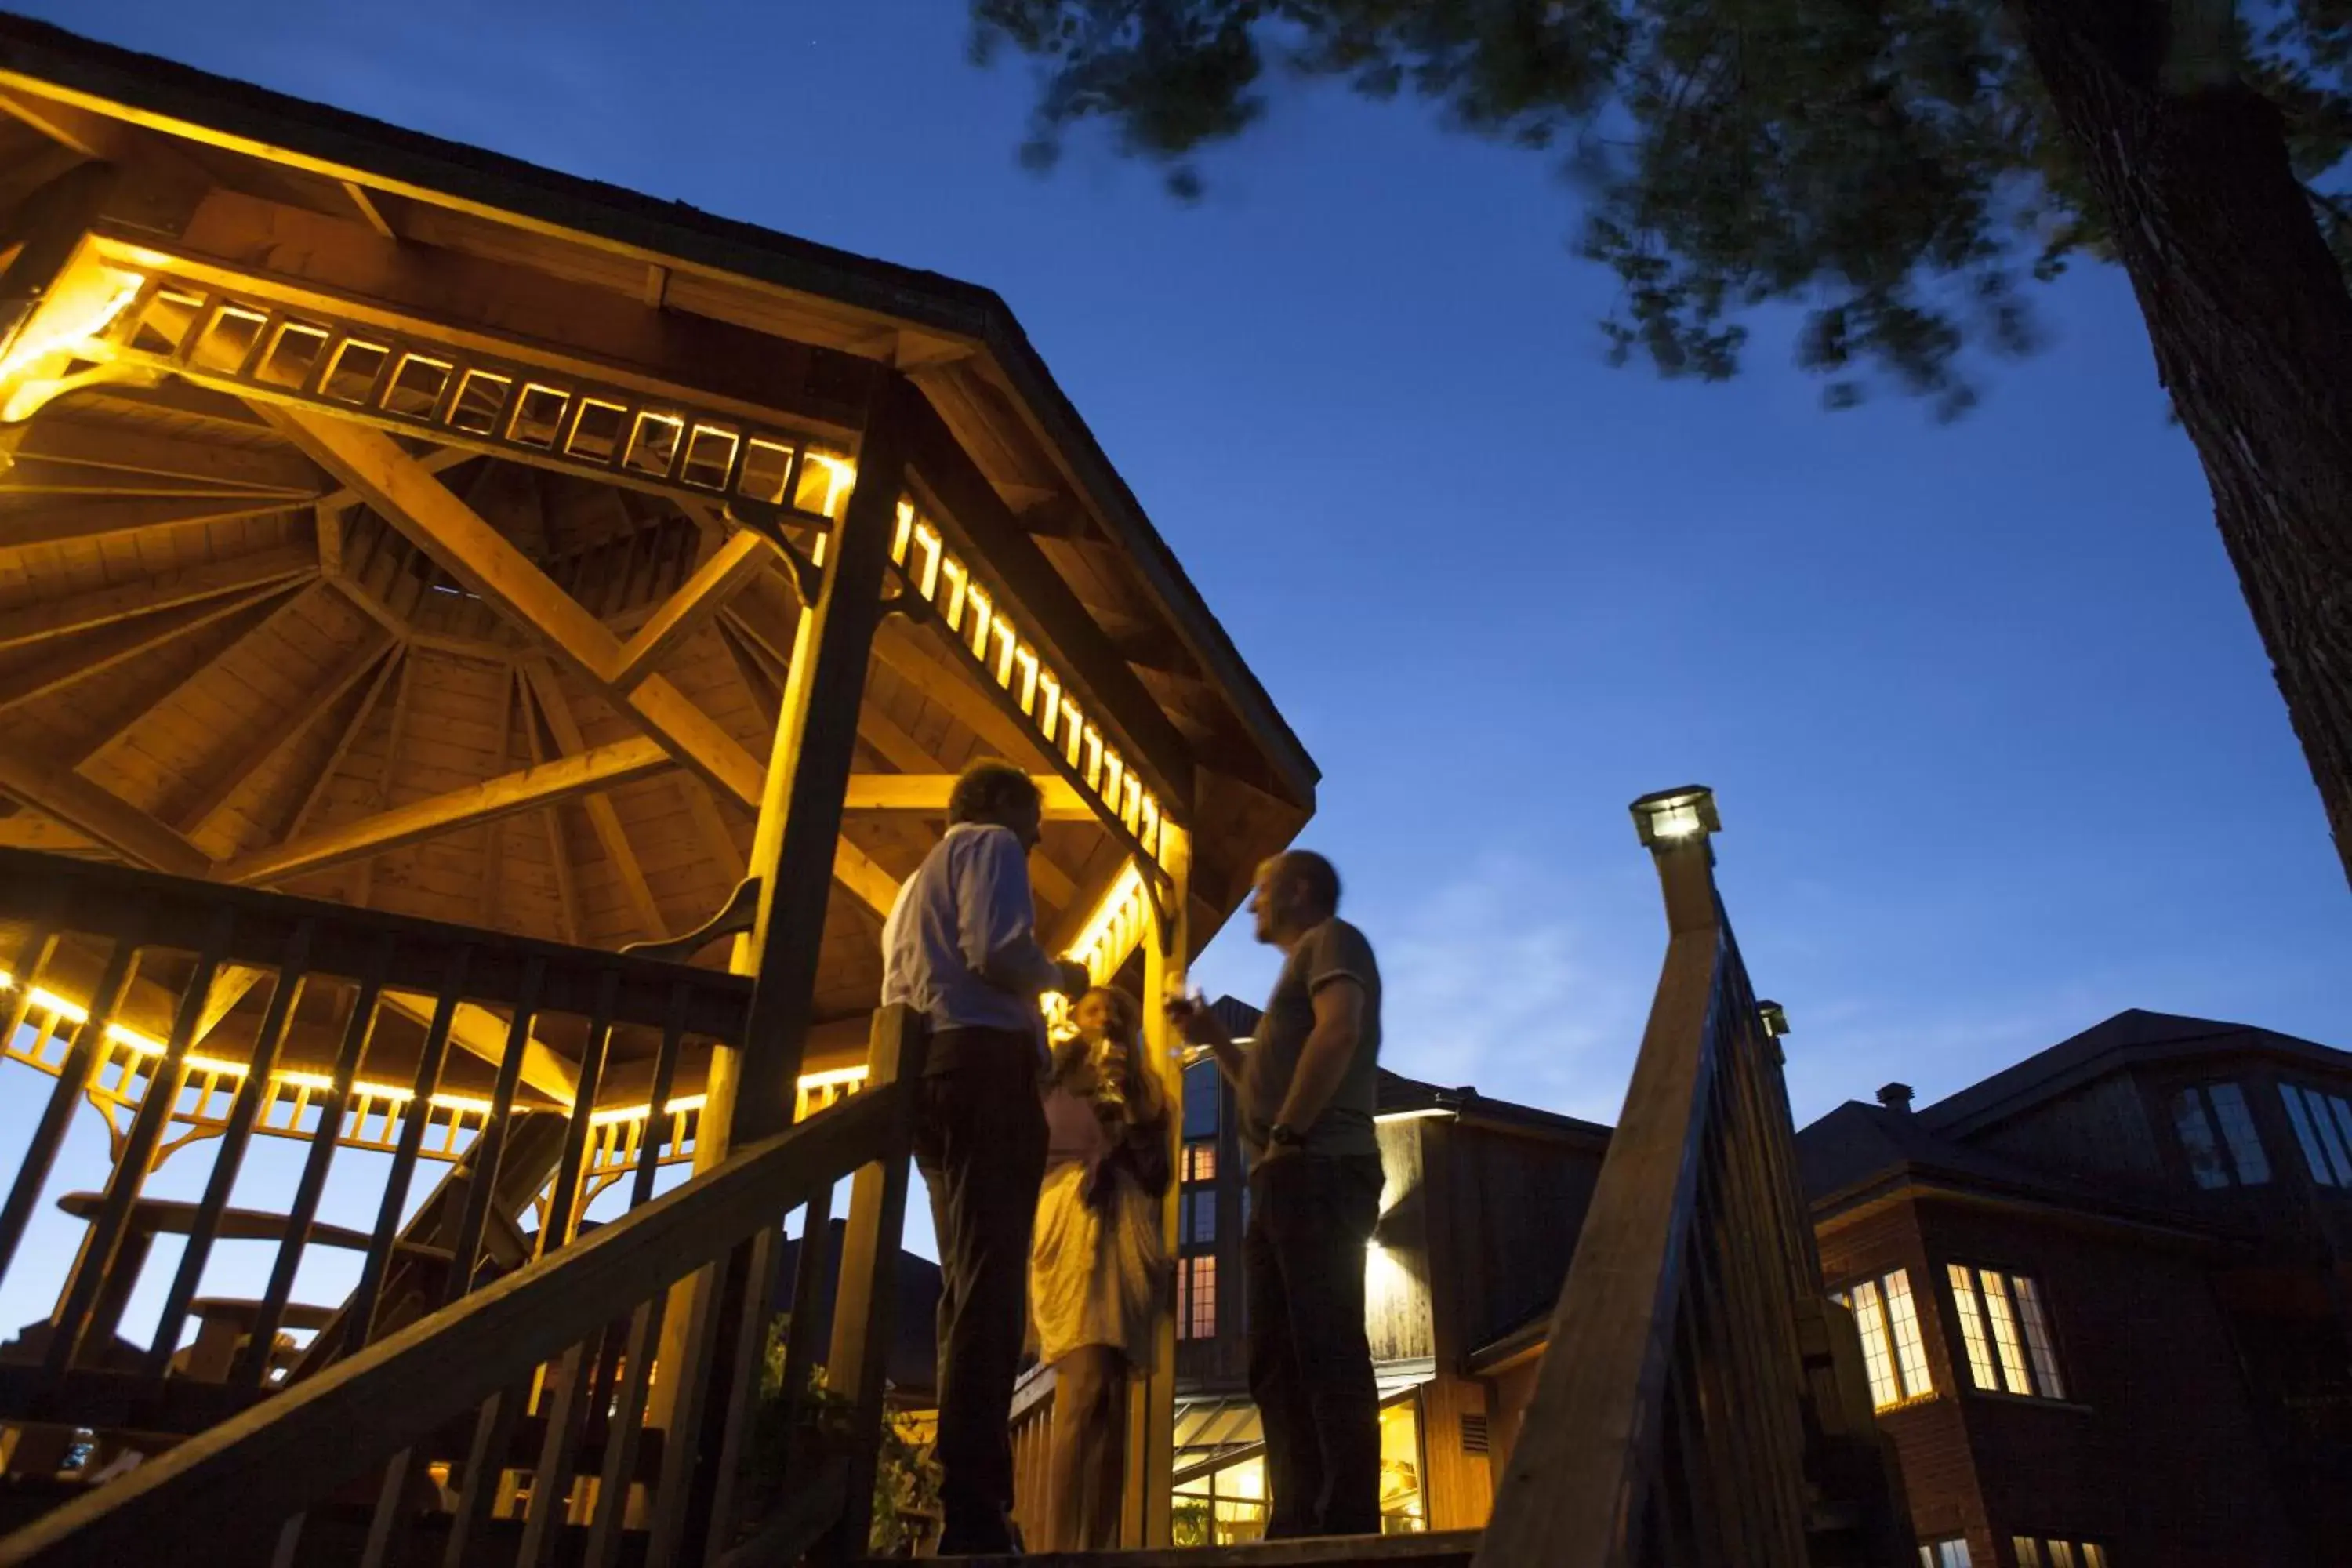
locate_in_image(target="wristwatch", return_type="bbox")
[1268,1122,1306,1149]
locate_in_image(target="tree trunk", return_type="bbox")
[2006,0,2352,891]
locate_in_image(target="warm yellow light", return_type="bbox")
[1063,860,1149,982]
[31,987,89,1025]
[0,263,145,408]
[589,1091,711,1127]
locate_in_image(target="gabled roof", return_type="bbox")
[1795,1097,2213,1237]
[1918,1008,2352,1138]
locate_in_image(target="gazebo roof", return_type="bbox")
[0,15,1316,1048]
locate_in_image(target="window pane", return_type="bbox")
[1938,1541,1973,1568]
[1189,1255,1218,1338]
[2081,1545,2107,1568]
[1848,1280,1900,1409]
[1883,1269,1934,1400]
[2011,1274,2065,1400]
[1183,1061,1221,1140]
[1185,1141,1218,1183]
[2281,1087,2337,1185]
[2049,1544,2078,1568]
[2329,1095,2352,1181]
[2172,1089,2230,1188]
[2208,1083,2270,1185]
[1948,1264,1999,1390]
[2013,1539,2044,1568]
[1980,1269,2034,1396]
[2317,1091,2352,1184]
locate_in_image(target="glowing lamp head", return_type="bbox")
[1758,1001,1789,1038]
[1629,785,1719,848]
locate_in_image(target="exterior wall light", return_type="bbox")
[1758,1001,1789,1038]
[1629,785,1719,848]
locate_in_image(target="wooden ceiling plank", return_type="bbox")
[175,631,396,837]
[0,494,303,550]
[0,86,125,160]
[678,774,748,884]
[477,666,516,930]
[279,644,400,845]
[0,541,315,653]
[72,579,332,770]
[0,579,304,718]
[519,659,667,942]
[0,811,98,851]
[264,404,766,808]
[518,677,583,946]
[349,642,416,909]
[609,528,771,693]
[0,747,208,876]
[338,180,397,239]
[0,418,323,494]
[222,733,670,885]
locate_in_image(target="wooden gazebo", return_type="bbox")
[0,14,1316,1563]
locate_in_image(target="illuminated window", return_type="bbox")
[1917,1540,1972,1568]
[1179,1255,1217,1339]
[2013,1538,2108,1568]
[2280,1083,2352,1188]
[1947,1265,2065,1400]
[1832,1269,1935,1409]
[2172,1083,2270,1188]
[1184,1141,1218,1182]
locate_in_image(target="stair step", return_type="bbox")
[913,1526,1483,1568]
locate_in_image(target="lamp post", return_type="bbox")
[1628,785,1719,935]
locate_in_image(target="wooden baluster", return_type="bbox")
[815,1004,925,1565]
[0,931,141,1296]
[347,944,474,1357]
[45,908,237,1381]
[0,909,61,1065]
[145,920,318,1379]
[437,956,546,1565]
[581,982,691,1568]
[514,969,621,1568]
[771,1179,836,1465]
[234,931,396,1388]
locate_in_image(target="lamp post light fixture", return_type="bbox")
[1629,785,1719,849]
[1758,1001,1790,1039]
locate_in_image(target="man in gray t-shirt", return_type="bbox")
[1170,851,1384,1538]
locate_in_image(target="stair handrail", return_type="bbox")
[0,1048,913,1567]
[1475,789,1875,1567]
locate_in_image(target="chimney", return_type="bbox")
[1876,1083,1915,1116]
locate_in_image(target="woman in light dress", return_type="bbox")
[1029,987,1172,1552]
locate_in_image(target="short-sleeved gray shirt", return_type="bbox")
[1240,917,1382,1163]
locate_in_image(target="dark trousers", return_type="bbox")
[1244,1152,1385,1538]
[913,1028,1047,1552]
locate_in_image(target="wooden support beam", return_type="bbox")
[0,89,125,163]
[174,632,396,838]
[278,647,398,847]
[0,748,209,876]
[829,840,901,923]
[223,735,670,886]
[609,530,770,693]
[0,419,322,495]
[378,992,578,1107]
[195,965,267,1044]
[339,180,396,239]
[841,772,1088,819]
[520,661,666,943]
[478,668,516,930]
[0,577,306,714]
[679,775,747,882]
[167,190,869,435]
[263,405,765,808]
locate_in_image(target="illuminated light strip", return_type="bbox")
[590,1091,709,1128]
[0,259,148,421]
[879,497,1170,865]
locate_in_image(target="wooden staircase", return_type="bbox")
[0,790,1909,1567]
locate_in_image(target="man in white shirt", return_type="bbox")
[882,760,1090,1555]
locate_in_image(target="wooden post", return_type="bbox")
[646,369,912,1559]
[1124,826,1189,1547]
[817,1004,926,1563]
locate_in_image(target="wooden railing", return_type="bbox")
[1475,791,1905,1568]
[0,848,920,1567]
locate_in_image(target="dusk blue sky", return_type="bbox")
[5,0,2350,1297]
